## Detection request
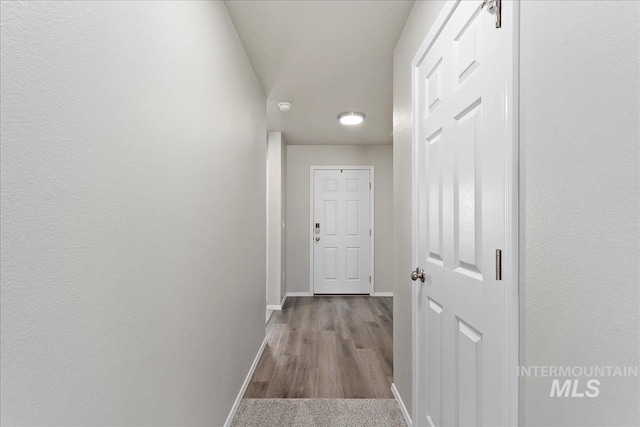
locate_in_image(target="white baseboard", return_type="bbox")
[223,336,268,427]
[286,292,390,297]
[391,383,412,427]
[286,291,312,297]
[266,293,288,311]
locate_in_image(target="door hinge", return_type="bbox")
[495,249,502,280]
[369,182,372,190]
[369,275,372,283]
[482,0,501,28]
[369,229,371,237]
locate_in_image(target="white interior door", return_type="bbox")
[412,1,517,426]
[313,169,371,294]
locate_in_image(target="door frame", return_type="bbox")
[410,0,519,424]
[309,166,375,295]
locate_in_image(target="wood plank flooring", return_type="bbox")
[244,296,393,399]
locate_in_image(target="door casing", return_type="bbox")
[309,165,375,295]
[410,0,519,424]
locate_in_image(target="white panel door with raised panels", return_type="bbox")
[313,169,370,294]
[413,1,516,426]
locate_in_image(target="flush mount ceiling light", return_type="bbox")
[338,112,365,126]
[278,102,292,112]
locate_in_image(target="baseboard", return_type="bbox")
[223,336,268,427]
[391,383,412,427]
[286,291,312,297]
[266,293,288,311]
[372,292,394,297]
[286,291,389,297]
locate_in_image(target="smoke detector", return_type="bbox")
[278,102,292,112]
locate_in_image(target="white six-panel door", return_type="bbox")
[313,169,371,294]
[413,1,518,426]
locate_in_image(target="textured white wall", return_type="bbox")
[392,0,446,415]
[520,2,640,425]
[286,145,393,294]
[267,132,287,306]
[0,1,266,425]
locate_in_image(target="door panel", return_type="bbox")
[456,318,483,427]
[323,247,337,280]
[414,1,516,426]
[345,247,360,280]
[324,200,337,236]
[346,200,360,236]
[427,297,443,426]
[427,129,444,264]
[313,169,371,294]
[454,99,482,278]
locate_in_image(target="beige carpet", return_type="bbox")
[230,398,407,427]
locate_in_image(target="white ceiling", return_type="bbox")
[225,0,414,145]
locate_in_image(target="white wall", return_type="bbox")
[267,132,287,306]
[286,145,393,294]
[392,0,446,414]
[519,2,640,425]
[394,1,640,423]
[0,2,266,425]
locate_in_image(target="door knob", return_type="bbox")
[411,267,426,282]
[315,237,320,242]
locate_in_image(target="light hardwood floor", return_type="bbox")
[244,296,393,399]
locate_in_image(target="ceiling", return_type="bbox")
[225,0,415,145]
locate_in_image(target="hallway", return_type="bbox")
[1,1,638,426]
[245,296,393,399]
